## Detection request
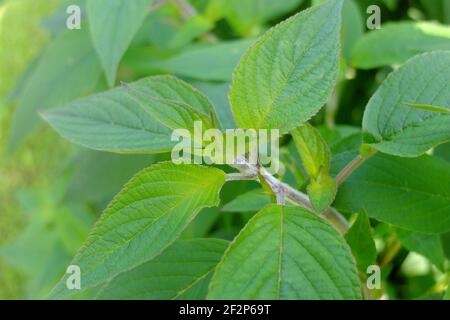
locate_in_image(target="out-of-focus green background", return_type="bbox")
[0,0,449,299]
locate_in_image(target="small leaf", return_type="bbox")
[351,21,450,69]
[208,205,361,299]
[307,175,337,213]
[291,123,331,180]
[332,152,450,234]
[345,211,377,272]
[97,239,228,299]
[362,51,450,157]
[292,123,336,212]
[87,0,152,86]
[396,228,446,271]
[230,0,343,134]
[48,163,225,299]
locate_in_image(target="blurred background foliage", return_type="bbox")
[0,0,449,299]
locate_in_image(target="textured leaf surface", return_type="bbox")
[97,239,228,299]
[351,21,450,69]
[87,0,152,86]
[124,75,215,132]
[9,29,102,150]
[49,163,225,298]
[362,51,450,157]
[229,0,342,133]
[42,75,214,153]
[345,211,377,272]
[208,205,361,299]
[396,228,446,271]
[332,152,450,234]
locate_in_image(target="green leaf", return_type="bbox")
[230,0,343,134]
[332,152,450,234]
[41,88,171,154]
[291,123,331,180]
[97,239,228,299]
[42,75,214,153]
[362,51,450,157]
[123,76,214,132]
[224,0,304,36]
[87,0,152,86]
[157,39,253,81]
[9,29,102,150]
[48,163,225,299]
[208,205,361,299]
[396,228,446,271]
[345,211,377,272]
[292,123,337,212]
[222,188,271,212]
[306,176,337,213]
[351,21,450,69]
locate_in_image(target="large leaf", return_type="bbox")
[345,211,377,272]
[221,188,271,212]
[157,40,253,81]
[351,22,450,69]
[332,152,450,234]
[362,51,450,157]
[9,29,102,150]
[87,0,152,86]
[396,228,446,271]
[48,163,225,299]
[229,0,342,134]
[208,205,361,299]
[97,239,228,299]
[42,75,214,153]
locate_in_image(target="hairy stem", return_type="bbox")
[228,157,349,234]
[336,149,377,187]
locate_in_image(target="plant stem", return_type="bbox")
[336,149,377,187]
[228,157,349,234]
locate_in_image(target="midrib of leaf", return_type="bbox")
[73,169,222,283]
[287,217,348,298]
[276,206,284,299]
[172,269,213,300]
[255,7,334,128]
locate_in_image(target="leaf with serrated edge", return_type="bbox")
[362,51,450,157]
[208,205,361,299]
[97,239,228,299]
[42,75,215,154]
[229,0,343,134]
[48,163,225,299]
